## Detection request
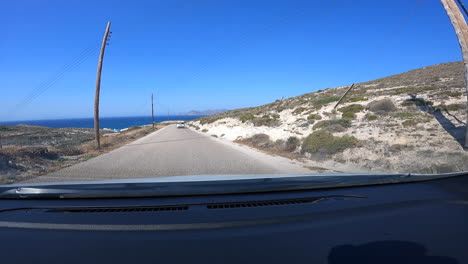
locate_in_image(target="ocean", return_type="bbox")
[1,116,204,131]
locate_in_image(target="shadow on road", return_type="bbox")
[328,240,458,264]
[406,94,466,147]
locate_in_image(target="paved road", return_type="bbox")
[32,125,315,183]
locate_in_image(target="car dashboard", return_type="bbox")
[0,174,467,264]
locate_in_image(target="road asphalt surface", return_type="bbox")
[30,125,316,183]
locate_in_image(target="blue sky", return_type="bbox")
[0,0,464,121]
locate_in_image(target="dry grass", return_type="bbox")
[0,125,164,184]
[79,125,160,155]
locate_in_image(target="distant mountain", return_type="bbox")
[186,109,229,116]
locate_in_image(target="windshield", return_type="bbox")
[0,0,467,190]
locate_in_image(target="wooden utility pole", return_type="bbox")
[334,83,355,110]
[151,93,155,129]
[440,0,468,148]
[94,22,112,150]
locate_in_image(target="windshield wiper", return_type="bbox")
[0,172,466,199]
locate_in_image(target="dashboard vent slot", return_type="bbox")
[206,197,323,209]
[47,205,189,213]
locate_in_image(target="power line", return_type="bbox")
[456,0,468,17]
[8,44,100,116]
[12,45,98,114]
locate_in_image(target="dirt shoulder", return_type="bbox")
[0,124,165,184]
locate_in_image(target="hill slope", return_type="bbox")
[190,61,467,174]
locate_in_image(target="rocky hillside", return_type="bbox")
[190,61,468,174]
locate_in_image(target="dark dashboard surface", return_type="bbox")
[0,175,467,264]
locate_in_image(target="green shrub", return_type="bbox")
[313,96,340,106]
[238,134,275,149]
[341,112,356,119]
[239,114,255,123]
[301,130,358,155]
[439,104,464,111]
[367,98,397,113]
[252,116,281,127]
[337,104,364,113]
[293,107,307,115]
[285,136,300,152]
[313,119,351,132]
[307,114,322,120]
[402,120,418,127]
[367,114,378,121]
[201,129,208,132]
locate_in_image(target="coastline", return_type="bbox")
[1,115,204,131]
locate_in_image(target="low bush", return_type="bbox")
[337,104,364,113]
[239,114,256,123]
[341,112,356,119]
[251,114,281,127]
[313,96,340,106]
[313,119,351,132]
[54,146,84,156]
[285,136,300,152]
[367,114,378,121]
[301,130,358,155]
[238,134,275,149]
[307,114,320,120]
[402,120,418,127]
[293,107,307,115]
[201,129,208,132]
[367,98,397,113]
[438,104,464,111]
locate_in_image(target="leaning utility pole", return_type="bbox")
[440,0,468,148]
[94,22,112,150]
[151,93,155,129]
[334,83,355,110]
